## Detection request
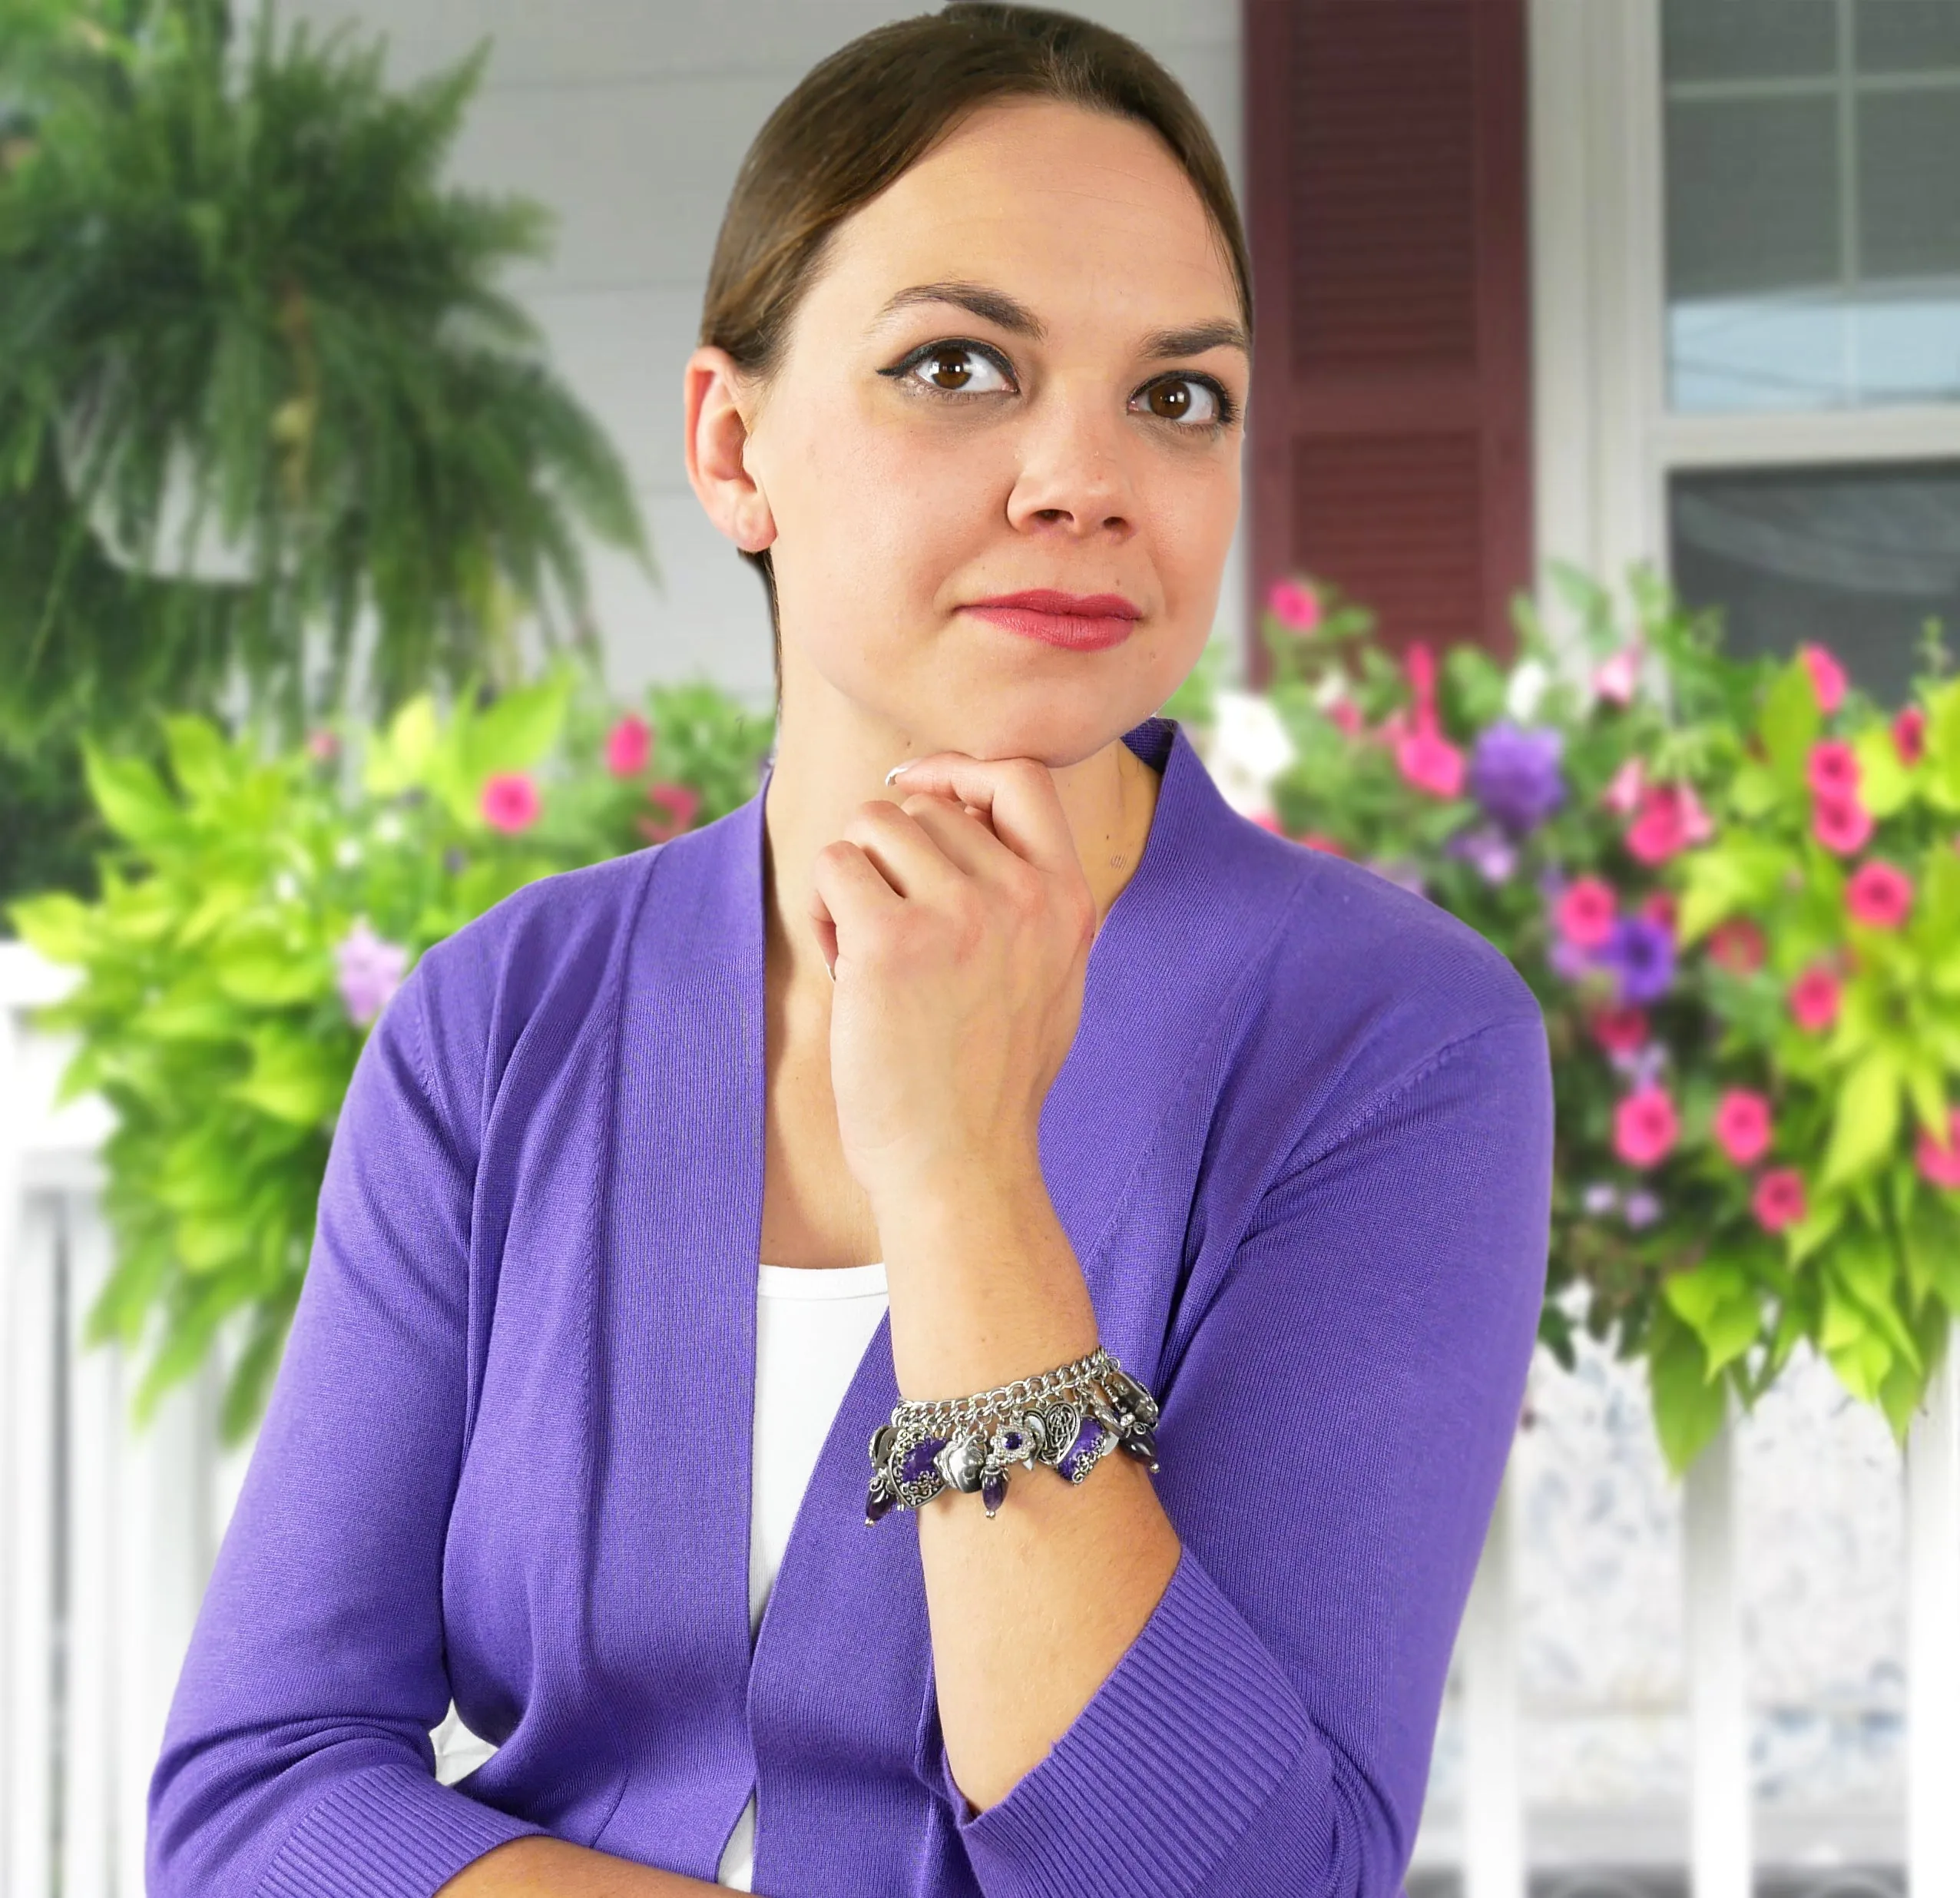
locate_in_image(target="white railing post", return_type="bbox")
[1908,1326,1960,1896]
[1461,1451,1525,1898]
[1685,1393,1751,1898]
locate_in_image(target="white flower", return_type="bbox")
[1504,658,1551,723]
[1204,688,1298,820]
[272,870,300,903]
[333,836,363,868]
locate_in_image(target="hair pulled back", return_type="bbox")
[697,2,1253,669]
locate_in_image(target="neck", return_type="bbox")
[759,670,1161,990]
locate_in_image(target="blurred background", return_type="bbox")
[3,3,1958,1896]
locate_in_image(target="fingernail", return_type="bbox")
[826,955,838,982]
[883,759,919,786]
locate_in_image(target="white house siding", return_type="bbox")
[286,1,1247,708]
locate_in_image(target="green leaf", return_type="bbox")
[1648,1306,1732,1479]
[1820,1045,1903,1190]
[6,889,98,965]
[227,1031,346,1126]
[1851,724,1913,817]
[363,694,440,797]
[81,740,182,847]
[1730,761,1785,818]
[161,714,236,810]
[1758,657,1824,788]
[459,673,570,781]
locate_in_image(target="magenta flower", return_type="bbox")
[1267,578,1323,632]
[1713,1088,1773,1166]
[482,772,542,833]
[1753,1168,1806,1234]
[1894,706,1927,767]
[334,918,409,1027]
[1626,781,1714,865]
[1614,1084,1680,1168]
[637,780,702,844]
[1812,791,1873,855]
[1594,644,1642,707]
[1788,963,1842,1032]
[1846,860,1912,929]
[1601,757,1646,817]
[1556,876,1617,949]
[1800,643,1848,714]
[604,714,653,777]
[1807,740,1859,799]
[1917,1108,1960,1191]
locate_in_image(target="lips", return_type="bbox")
[962,589,1141,653]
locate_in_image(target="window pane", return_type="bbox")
[1666,99,1841,301]
[1857,0,1960,72]
[1667,462,1960,708]
[1662,0,1837,81]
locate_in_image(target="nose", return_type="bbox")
[1002,382,1138,542]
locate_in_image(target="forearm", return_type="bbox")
[882,1166,1184,1818]
[436,1837,729,1896]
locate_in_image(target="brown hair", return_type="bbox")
[697,2,1254,677]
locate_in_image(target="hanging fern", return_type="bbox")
[0,0,651,745]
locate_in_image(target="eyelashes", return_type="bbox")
[876,337,1240,433]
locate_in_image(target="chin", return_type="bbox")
[903,691,1164,770]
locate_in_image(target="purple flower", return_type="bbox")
[1581,1181,1621,1216]
[1593,915,1675,1005]
[1469,722,1567,836]
[1444,821,1519,885]
[1549,935,1596,982]
[334,917,409,1027]
[1610,1042,1670,1088]
[1623,1188,1663,1230]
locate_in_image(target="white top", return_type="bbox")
[717,1260,890,1892]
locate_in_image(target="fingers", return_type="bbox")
[896,791,1012,879]
[882,754,1078,878]
[809,838,901,975]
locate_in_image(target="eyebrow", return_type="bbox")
[869,280,1250,360]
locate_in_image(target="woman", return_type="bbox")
[147,8,1554,1896]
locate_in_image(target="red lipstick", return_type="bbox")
[962,588,1141,652]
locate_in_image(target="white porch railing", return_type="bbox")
[3,938,1956,1895]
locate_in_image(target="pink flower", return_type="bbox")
[481,772,541,833]
[1588,1003,1649,1055]
[1613,1084,1680,1168]
[1800,643,1848,714]
[1707,918,1766,975]
[1251,811,1285,833]
[1753,1168,1806,1233]
[1557,876,1618,949]
[1296,831,1349,856]
[1788,962,1841,1032]
[1812,790,1874,855]
[1594,644,1642,707]
[1626,781,1714,865]
[1267,578,1323,632]
[604,714,652,777]
[1713,1088,1773,1166]
[1893,705,1927,767]
[1395,727,1466,798]
[637,780,702,843]
[305,728,340,761]
[1602,757,1647,817]
[1328,697,1363,737]
[1806,740,1859,799]
[1846,860,1912,929]
[1917,1108,1960,1191]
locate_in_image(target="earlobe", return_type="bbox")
[682,346,776,554]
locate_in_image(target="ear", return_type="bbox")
[683,346,776,554]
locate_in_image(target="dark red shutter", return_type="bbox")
[1243,0,1533,677]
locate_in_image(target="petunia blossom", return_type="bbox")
[482,772,542,834]
[1601,756,1646,817]
[1812,791,1873,856]
[1800,642,1847,714]
[1556,876,1618,949]
[1707,917,1766,975]
[1846,860,1912,929]
[1625,781,1715,865]
[1267,578,1323,631]
[1594,914,1677,1005]
[1588,1002,1649,1055]
[1614,1084,1680,1168]
[1713,1088,1773,1166]
[1594,644,1642,707]
[1806,740,1859,800]
[1622,1187,1663,1230]
[334,917,410,1028]
[1753,1168,1806,1233]
[1917,1108,1960,1191]
[604,714,653,777]
[637,780,703,844]
[1396,727,1467,800]
[1788,963,1841,1032]
[1893,705,1927,767]
[1468,721,1567,834]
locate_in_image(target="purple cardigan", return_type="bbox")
[147,717,1554,1898]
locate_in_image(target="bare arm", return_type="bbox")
[437,1837,734,1896]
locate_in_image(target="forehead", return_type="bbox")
[809,98,1239,330]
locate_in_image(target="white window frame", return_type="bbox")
[1527,0,1960,650]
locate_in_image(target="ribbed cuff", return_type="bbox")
[942,1540,1332,1897]
[255,1761,551,1898]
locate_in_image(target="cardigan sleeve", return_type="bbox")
[145,948,553,1898]
[936,1009,1555,1898]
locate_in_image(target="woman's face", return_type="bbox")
[692,97,1249,767]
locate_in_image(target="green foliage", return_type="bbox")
[6,667,772,1443]
[0,0,650,750]
[1213,564,1960,1477]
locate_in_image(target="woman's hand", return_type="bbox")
[809,754,1096,1214]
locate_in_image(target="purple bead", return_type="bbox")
[981,1471,1007,1515]
[899,1436,947,1484]
[1064,1419,1105,1479]
[865,1482,896,1525]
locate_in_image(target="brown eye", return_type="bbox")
[903,345,1012,395]
[1134,377,1221,426]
